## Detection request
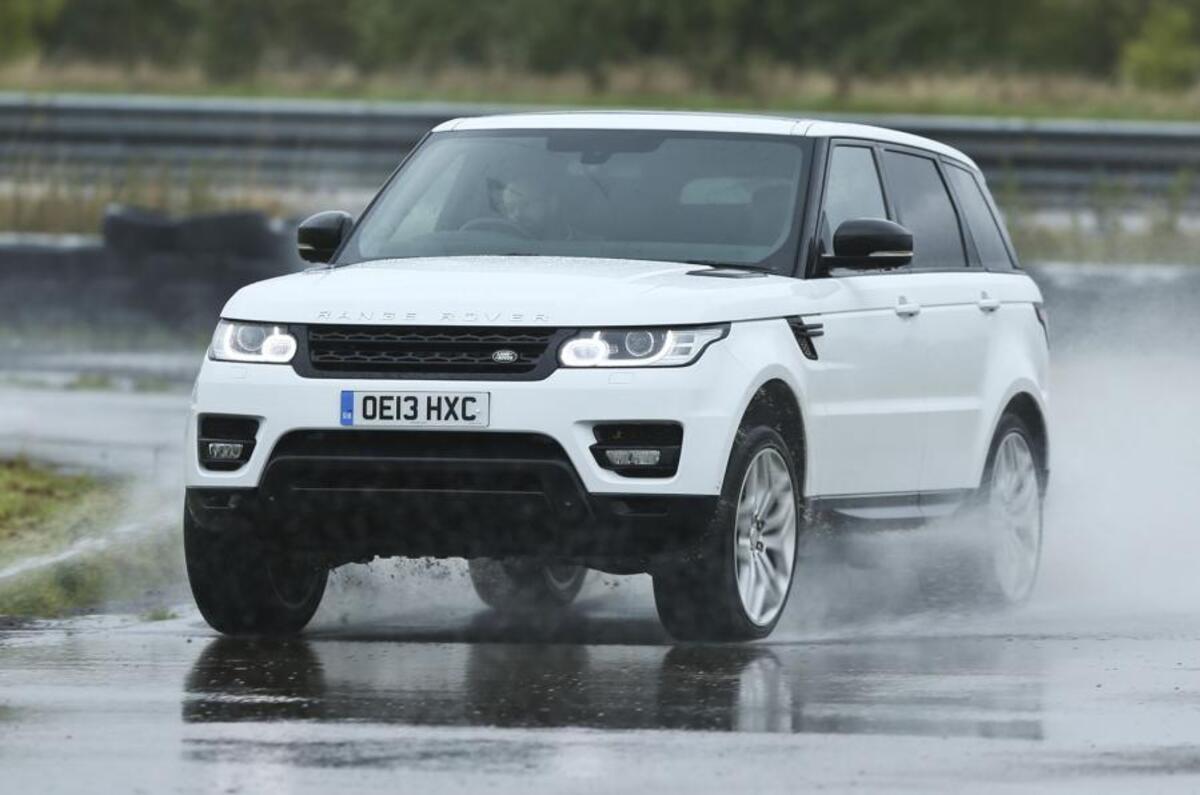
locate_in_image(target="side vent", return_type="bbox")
[786,316,824,360]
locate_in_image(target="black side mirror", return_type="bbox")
[823,218,913,270]
[297,211,353,264]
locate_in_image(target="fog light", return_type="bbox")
[604,449,662,467]
[206,442,245,461]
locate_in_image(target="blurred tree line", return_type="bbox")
[6,0,1200,92]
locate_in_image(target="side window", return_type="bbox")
[821,145,887,250]
[880,151,967,269]
[946,165,1015,270]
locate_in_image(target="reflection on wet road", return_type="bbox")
[4,606,1199,792]
[183,633,1044,740]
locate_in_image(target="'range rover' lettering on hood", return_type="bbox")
[314,310,551,324]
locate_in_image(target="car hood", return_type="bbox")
[221,256,835,327]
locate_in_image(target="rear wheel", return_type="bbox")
[652,426,801,641]
[468,558,587,611]
[184,512,327,635]
[922,413,1045,609]
[977,415,1044,604]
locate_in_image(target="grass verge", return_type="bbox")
[0,533,182,618]
[0,459,116,569]
[0,459,182,618]
[8,60,1200,121]
[5,168,1200,263]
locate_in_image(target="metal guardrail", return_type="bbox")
[3,92,1199,207]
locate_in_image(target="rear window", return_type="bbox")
[946,165,1015,270]
[881,151,967,269]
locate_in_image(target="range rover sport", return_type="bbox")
[185,112,1050,641]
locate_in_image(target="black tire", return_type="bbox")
[652,425,802,642]
[468,559,587,611]
[184,511,328,635]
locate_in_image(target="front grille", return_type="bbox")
[262,430,589,521]
[298,325,568,380]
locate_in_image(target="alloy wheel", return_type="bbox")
[733,448,798,626]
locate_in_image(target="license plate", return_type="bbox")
[340,391,490,428]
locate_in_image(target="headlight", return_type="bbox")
[209,320,297,364]
[559,325,727,368]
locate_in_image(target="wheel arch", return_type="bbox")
[736,377,808,497]
[994,390,1050,484]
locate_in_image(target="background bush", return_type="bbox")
[1121,2,1200,89]
[6,0,1199,94]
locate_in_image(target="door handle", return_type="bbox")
[978,293,1001,313]
[895,297,921,318]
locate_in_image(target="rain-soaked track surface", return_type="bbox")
[4,263,1200,792]
[4,605,1200,793]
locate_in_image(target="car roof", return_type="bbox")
[434,111,978,170]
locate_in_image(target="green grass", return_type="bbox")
[0,459,116,569]
[0,459,182,618]
[1013,226,1200,265]
[0,159,287,236]
[0,531,182,618]
[131,375,178,394]
[64,373,115,391]
[0,323,211,353]
[0,372,188,395]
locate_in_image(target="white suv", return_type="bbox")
[185,112,1049,641]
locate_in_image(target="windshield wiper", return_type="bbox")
[684,260,776,273]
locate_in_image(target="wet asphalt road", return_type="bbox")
[4,263,1200,791]
[4,603,1200,792]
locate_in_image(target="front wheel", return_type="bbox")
[468,558,587,611]
[184,512,328,635]
[652,426,801,641]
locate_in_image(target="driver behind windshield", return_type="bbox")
[487,173,569,239]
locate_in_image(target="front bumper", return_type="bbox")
[185,337,757,566]
[187,338,752,497]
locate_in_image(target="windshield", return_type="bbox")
[339,129,810,272]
